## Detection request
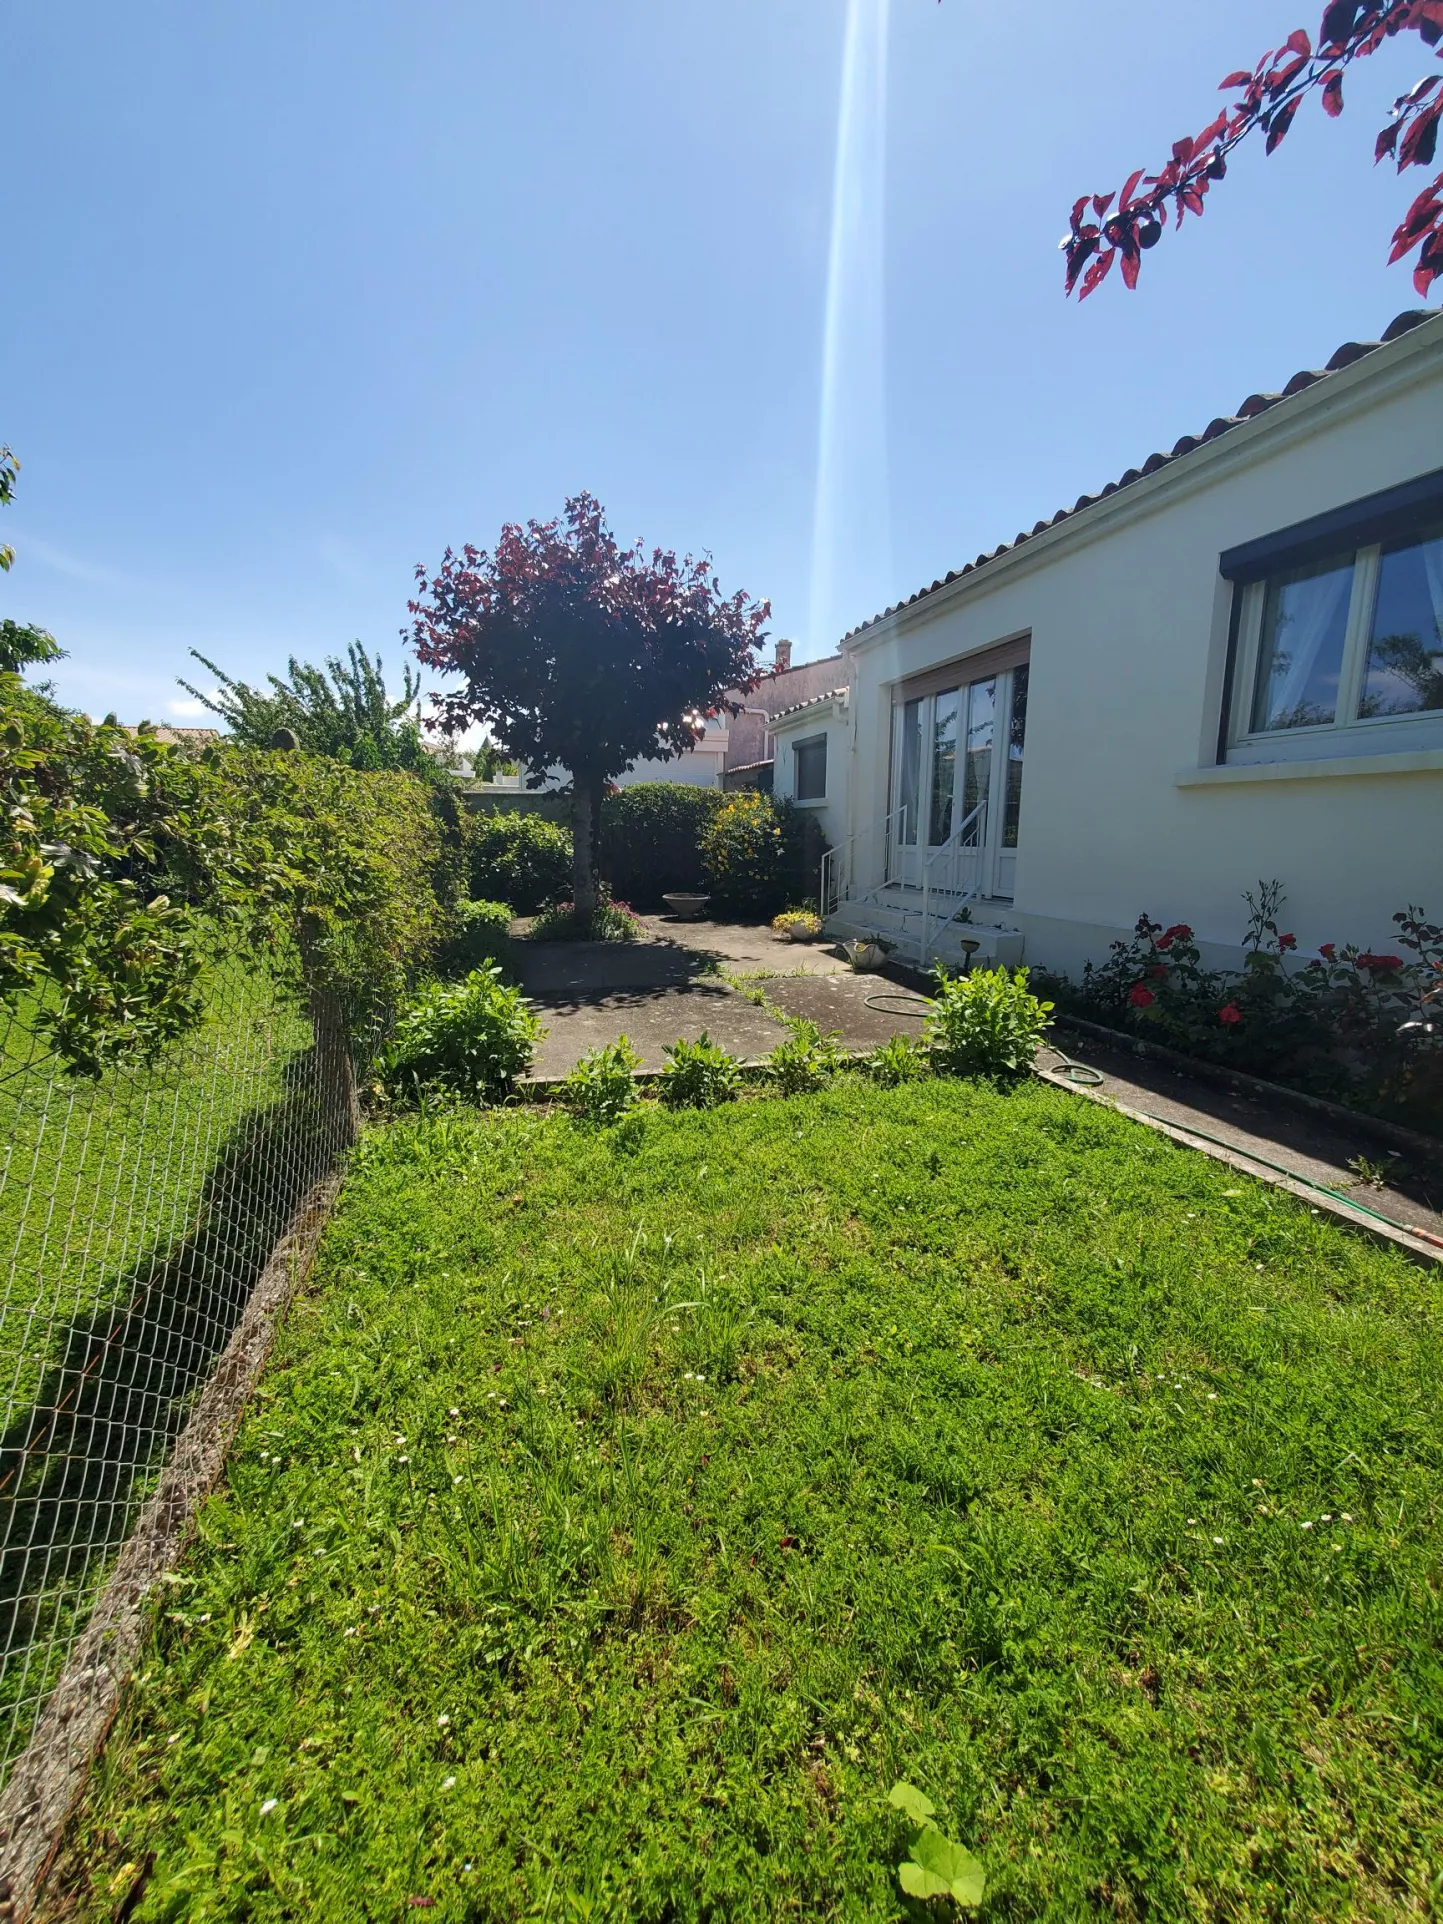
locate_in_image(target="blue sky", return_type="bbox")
[3,0,1434,725]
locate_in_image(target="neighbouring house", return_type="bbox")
[614,640,850,792]
[820,306,1443,976]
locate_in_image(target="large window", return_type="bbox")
[793,734,827,801]
[1229,520,1443,756]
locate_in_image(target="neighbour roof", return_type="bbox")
[768,688,849,724]
[844,306,1442,645]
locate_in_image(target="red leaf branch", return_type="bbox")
[1064,0,1443,299]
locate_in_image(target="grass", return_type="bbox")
[41,1078,1443,1921]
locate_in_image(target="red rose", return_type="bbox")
[1155,935,1173,952]
[1218,1004,1242,1025]
[1356,953,1405,973]
[1149,965,1167,978]
[1278,932,1296,950]
[1129,985,1155,1008]
[1162,923,1192,942]
[1319,943,1336,961]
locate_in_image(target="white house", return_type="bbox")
[820,306,1443,976]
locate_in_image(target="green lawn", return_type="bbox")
[42,1079,1443,1921]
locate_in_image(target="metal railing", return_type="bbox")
[917,800,987,968]
[819,805,910,921]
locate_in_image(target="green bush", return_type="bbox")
[600,784,724,911]
[561,1036,642,1125]
[658,1032,743,1109]
[765,1017,845,1096]
[383,967,543,1099]
[465,811,573,913]
[446,899,514,977]
[866,1033,930,1086]
[926,966,1053,1079]
[699,792,812,920]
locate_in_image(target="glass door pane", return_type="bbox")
[1003,662,1027,848]
[928,690,959,845]
[897,698,921,844]
[961,677,995,845]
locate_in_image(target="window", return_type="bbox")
[1228,518,1443,758]
[793,735,827,801]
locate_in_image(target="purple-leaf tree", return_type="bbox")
[1063,0,1443,299]
[410,493,769,922]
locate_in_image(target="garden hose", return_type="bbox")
[861,991,933,1019]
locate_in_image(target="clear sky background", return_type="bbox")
[2,0,1435,725]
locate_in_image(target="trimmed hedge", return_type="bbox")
[465,812,573,913]
[599,784,725,911]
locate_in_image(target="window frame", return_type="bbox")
[1225,529,1443,764]
[791,733,828,803]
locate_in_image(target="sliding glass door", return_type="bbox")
[889,662,1028,897]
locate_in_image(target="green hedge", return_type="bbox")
[598,784,725,911]
[464,812,573,913]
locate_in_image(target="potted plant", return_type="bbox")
[772,908,823,943]
[843,934,893,972]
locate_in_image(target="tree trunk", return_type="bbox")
[571,773,604,925]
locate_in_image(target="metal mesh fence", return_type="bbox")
[0,954,356,1782]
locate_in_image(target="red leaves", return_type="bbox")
[1065,0,1443,298]
[1264,94,1303,151]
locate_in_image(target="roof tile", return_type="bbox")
[842,308,1440,643]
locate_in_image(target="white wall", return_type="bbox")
[617,718,730,789]
[771,707,849,851]
[842,316,1443,972]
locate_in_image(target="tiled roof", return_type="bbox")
[844,307,1441,645]
[769,687,849,723]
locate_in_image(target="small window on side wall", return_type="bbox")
[1229,518,1443,758]
[793,735,827,801]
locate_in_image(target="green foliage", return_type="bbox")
[926,965,1053,1079]
[770,908,822,937]
[560,1036,642,1126]
[531,894,643,944]
[465,811,573,913]
[0,652,452,1073]
[599,783,724,910]
[866,1032,930,1086]
[887,1782,986,1908]
[445,899,514,978]
[657,1031,743,1108]
[0,620,61,676]
[52,1080,1443,1919]
[0,444,18,572]
[1066,885,1443,1127]
[178,643,440,775]
[699,792,810,920]
[382,968,542,1099]
[765,1017,845,1095]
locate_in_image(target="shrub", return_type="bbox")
[561,1036,642,1125]
[867,1033,930,1086]
[1063,886,1443,1128]
[771,908,822,939]
[445,898,514,977]
[765,1017,846,1095]
[465,811,572,913]
[383,967,543,1099]
[531,894,644,943]
[600,783,725,910]
[700,793,812,920]
[658,1032,743,1109]
[926,966,1053,1079]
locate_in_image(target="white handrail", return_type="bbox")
[918,800,986,969]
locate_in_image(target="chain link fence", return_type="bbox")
[0,956,358,1785]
